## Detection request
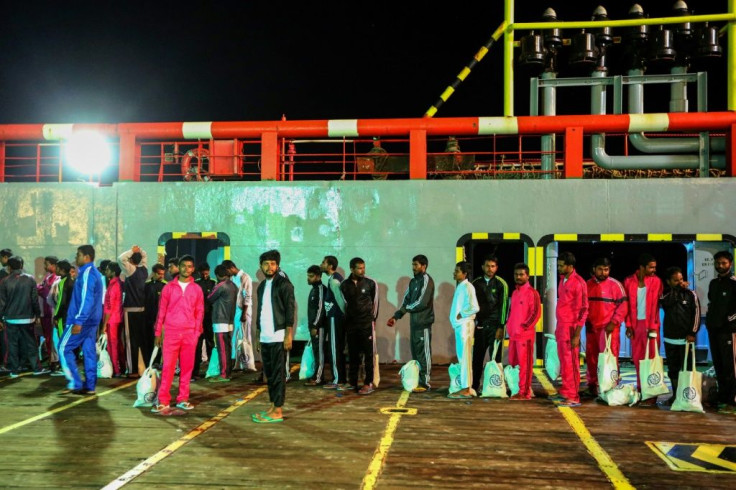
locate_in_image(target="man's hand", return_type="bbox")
[387,318,396,328]
[71,324,82,335]
[255,336,261,353]
[686,334,696,343]
[626,327,634,339]
[572,335,580,348]
[310,328,317,337]
[284,333,293,351]
[495,328,504,340]
[101,322,107,334]
[0,322,4,332]
[132,245,141,254]
[154,335,163,348]
[681,280,690,289]
[648,329,658,338]
[605,322,616,334]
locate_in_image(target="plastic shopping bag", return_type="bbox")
[133,346,160,408]
[639,337,670,401]
[205,346,221,379]
[235,322,257,372]
[96,333,113,379]
[671,342,704,413]
[597,333,619,393]
[399,360,420,392]
[299,341,316,380]
[599,383,639,406]
[481,340,508,398]
[544,334,560,381]
[504,364,520,397]
[448,363,463,394]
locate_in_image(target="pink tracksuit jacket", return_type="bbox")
[155,278,204,336]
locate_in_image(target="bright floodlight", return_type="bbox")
[65,131,112,175]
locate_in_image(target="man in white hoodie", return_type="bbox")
[449,261,480,398]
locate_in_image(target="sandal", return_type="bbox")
[176,401,194,410]
[252,413,283,424]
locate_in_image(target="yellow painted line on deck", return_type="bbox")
[0,380,137,435]
[0,372,32,383]
[361,390,411,490]
[534,369,634,489]
[103,386,268,490]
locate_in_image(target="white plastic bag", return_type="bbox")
[299,341,316,380]
[671,342,704,413]
[372,323,380,388]
[448,363,463,394]
[599,383,639,406]
[597,333,619,393]
[481,341,508,398]
[504,364,520,396]
[639,337,669,401]
[133,346,160,408]
[235,322,257,372]
[399,360,420,392]
[544,333,560,381]
[96,333,113,379]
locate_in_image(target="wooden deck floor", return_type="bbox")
[1,363,735,489]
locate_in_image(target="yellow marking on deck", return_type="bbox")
[534,369,634,489]
[102,386,268,490]
[646,441,736,473]
[696,234,723,241]
[0,380,137,435]
[503,232,520,240]
[0,372,32,383]
[648,233,672,241]
[361,390,411,490]
[601,234,625,241]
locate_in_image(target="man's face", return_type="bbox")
[558,260,573,276]
[178,261,194,280]
[0,256,8,266]
[261,260,278,278]
[70,268,77,279]
[104,266,115,280]
[514,268,529,286]
[307,272,321,285]
[201,269,210,280]
[153,269,165,281]
[351,262,366,279]
[168,263,179,276]
[482,260,498,279]
[58,268,68,278]
[320,259,331,273]
[667,271,684,289]
[715,257,732,277]
[411,260,427,276]
[594,265,610,282]
[44,260,56,274]
[453,266,466,282]
[75,250,88,267]
[641,261,657,277]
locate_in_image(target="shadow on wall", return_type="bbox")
[389,276,412,363]
[436,281,456,364]
[375,282,397,364]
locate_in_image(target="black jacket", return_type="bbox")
[123,266,148,308]
[340,274,379,325]
[256,272,295,332]
[196,277,216,318]
[472,275,509,328]
[207,280,238,324]
[144,278,167,326]
[393,272,434,328]
[308,283,327,330]
[54,276,75,324]
[706,274,736,331]
[660,286,701,339]
[0,270,41,321]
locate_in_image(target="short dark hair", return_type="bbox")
[44,256,58,265]
[78,245,95,262]
[260,250,281,265]
[130,252,142,266]
[214,265,227,278]
[107,262,122,277]
[559,251,576,267]
[483,255,499,265]
[57,259,71,274]
[714,250,734,263]
[323,255,338,270]
[179,255,195,266]
[98,259,111,271]
[592,257,611,268]
[349,257,365,269]
[455,261,471,275]
[666,266,682,280]
[221,260,237,270]
[152,263,165,274]
[0,249,12,258]
[307,265,322,275]
[638,253,656,268]
[7,256,23,270]
[412,254,428,267]
[167,256,179,267]
[514,262,530,275]
[197,263,210,272]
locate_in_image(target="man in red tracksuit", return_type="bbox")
[623,253,664,406]
[507,263,541,400]
[555,252,588,407]
[101,263,125,377]
[585,257,627,396]
[152,255,204,415]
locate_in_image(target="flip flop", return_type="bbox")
[251,411,269,421]
[252,413,283,424]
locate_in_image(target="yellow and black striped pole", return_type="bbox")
[424,21,507,118]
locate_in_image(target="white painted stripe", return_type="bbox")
[628,113,669,132]
[182,121,213,140]
[42,124,74,141]
[331,320,339,383]
[477,117,519,135]
[328,119,359,137]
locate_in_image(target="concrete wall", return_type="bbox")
[1,179,734,362]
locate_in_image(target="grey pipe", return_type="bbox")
[627,69,725,153]
[540,71,556,180]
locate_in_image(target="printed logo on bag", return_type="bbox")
[648,373,662,386]
[610,370,618,382]
[683,387,697,401]
[490,374,502,387]
[144,392,156,403]
[97,360,104,369]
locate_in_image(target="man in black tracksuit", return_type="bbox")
[144,264,167,365]
[340,257,379,395]
[321,255,347,389]
[471,255,509,393]
[305,265,329,385]
[207,265,238,381]
[706,251,736,410]
[387,254,434,392]
[253,250,295,423]
[119,247,148,376]
[660,266,701,405]
[194,263,216,378]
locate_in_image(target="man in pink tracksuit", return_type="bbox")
[101,263,124,377]
[623,253,663,406]
[153,255,204,415]
[507,263,541,400]
[554,252,588,406]
[585,257,627,396]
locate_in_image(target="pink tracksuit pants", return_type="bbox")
[556,324,580,403]
[157,328,198,406]
[631,319,659,391]
[106,322,125,376]
[585,327,620,390]
[508,338,534,399]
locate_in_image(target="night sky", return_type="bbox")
[0,1,728,124]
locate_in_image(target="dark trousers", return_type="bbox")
[664,341,693,395]
[310,327,330,383]
[472,324,503,391]
[6,323,41,373]
[124,309,147,375]
[215,331,232,379]
[707,328,736,405]
[347,322,374,387]
[410,324,432,388]
[193,316,214,376]
[261,341,286,407]
[1,327,8,368]
[328,317,346,384]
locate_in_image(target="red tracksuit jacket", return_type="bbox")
[155,277,204,336]
[586,276,627,330]
[507,282,541,341]
[623,272,663,329]
[556,271,589,327]
[103,276,123,324]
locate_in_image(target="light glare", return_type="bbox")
[65,131,112,175]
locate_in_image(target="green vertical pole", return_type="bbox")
[504,0,515,116]
[730,0,736,110]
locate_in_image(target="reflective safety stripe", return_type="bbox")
[328,119,359,137]
[182,122,213,140]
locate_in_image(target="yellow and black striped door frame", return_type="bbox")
[156,231,231,265]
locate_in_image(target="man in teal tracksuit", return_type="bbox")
[387,255,435,392]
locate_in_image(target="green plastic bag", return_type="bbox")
[206,346,221,378]
[299,341,316,380]
[544,333,560,381]
[448,363,463,394]
[504,364,520,396]
[399,360,420,392]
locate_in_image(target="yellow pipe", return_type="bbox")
[504,0,514,117]
[512,13,736,31]
[730,0,736,110]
